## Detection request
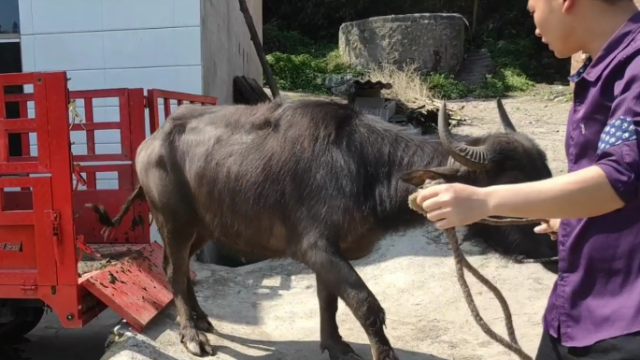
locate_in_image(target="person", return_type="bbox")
[414,0,640,359]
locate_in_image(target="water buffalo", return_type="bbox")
[88,98,557,359]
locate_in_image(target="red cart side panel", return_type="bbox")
[147,89,218,134]
[1,73,207,330]
[0,177,55,286]
[5,88,150,247]
[0,72,74,289]
[65,88,149,246]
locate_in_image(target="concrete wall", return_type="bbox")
[18,0,202,190]
[201,0,263,105]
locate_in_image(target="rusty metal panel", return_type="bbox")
[79,243,197,332]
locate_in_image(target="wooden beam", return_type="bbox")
[238,0,280,99]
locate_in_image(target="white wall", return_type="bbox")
[18,0,202,190]
[201,0,263,104]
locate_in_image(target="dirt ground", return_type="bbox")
[101,88,573,360]
[449,87,572,177]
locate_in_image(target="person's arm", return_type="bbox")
[483,166,624,219]
[483,64,640,220]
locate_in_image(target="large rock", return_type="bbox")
[101,225,556,360]
[339,14,466,74]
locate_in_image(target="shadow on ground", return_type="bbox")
[105,327,451,360]
[214,331,450,360]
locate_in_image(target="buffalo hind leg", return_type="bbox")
[187,232,215,333]
[317,274,364,360]
[301,240,399,360]
[164,229,215,334]
[158,218,215,356]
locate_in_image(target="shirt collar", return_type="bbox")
[569,10,640,83]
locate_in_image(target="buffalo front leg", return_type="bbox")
[301,241,399,360]
[317,274,364,360]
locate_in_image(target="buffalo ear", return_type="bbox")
[400,167,464,187]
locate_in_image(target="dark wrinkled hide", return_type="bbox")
[89,98,557,359]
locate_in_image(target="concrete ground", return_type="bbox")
[9,309,121,360]
[100,225,556,360]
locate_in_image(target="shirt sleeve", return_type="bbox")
[594,61,640,205]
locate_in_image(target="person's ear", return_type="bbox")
[562,0,576,14]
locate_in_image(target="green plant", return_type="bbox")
[263,22,315,55]
[266,49,364,94]
[263,22,336,57]
[425,69,535,100]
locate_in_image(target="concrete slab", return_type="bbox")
[100,224,556,360]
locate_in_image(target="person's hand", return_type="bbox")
[534,218,560,240]
[415,183,491,230]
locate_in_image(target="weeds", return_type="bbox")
[264,27,537,99]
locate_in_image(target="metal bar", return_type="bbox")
[43,72,77,286]
[0,119,37,131]
[82,97,97,190]
[34,75,51,171]
[77,164,131,173]
[146,90,159,134]
[85,172,96,190]
[0,162,40,173]
[71,154,129,162]
[70,89,129,98]
[0,73,38,87]
[70,122,121,131]
[85,97,96,155]
[0,84,6,119]
[163,97,171,118]
[0,177,42,187]
[18,100,31,159]
[119,91,131,159]
[4,93,32,102]
[148,89,218,105]
[0,210,35,225]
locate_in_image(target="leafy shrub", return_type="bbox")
[266,49,364,94]
[426,69,534,100]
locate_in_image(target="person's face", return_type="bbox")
[528,0,582,58]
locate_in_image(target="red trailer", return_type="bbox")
[0,71,217,340]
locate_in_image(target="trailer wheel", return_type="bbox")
[0,306,45,341]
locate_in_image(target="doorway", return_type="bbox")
[0,40,25,157]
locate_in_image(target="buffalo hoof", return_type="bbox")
[194,314,216,334]
[374,348,400,360]
[180,326,216,357]
[321,339,365,360]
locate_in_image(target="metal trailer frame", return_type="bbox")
[0,71,217,337]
